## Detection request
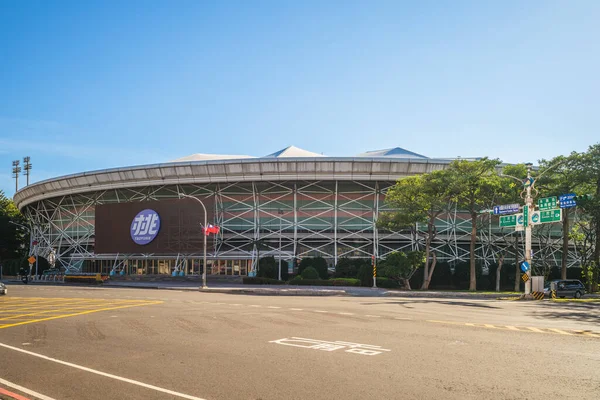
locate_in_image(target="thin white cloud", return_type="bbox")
[0,116,170,164]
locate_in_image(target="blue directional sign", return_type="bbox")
[520,261,530,273]
[493,203,520,215]
[559,193,577,208]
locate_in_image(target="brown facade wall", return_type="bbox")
[95,198,215,254]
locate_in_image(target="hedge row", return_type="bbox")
[242,277,286,285]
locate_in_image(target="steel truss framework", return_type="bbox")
[22,180,582,273]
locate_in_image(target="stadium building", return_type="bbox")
[13,146,576,277]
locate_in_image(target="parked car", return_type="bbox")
[0,282,7,295]
[544,279,586,299]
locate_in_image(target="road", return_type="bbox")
[1,285,599,400]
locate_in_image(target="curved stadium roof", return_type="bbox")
[14,145,450,210]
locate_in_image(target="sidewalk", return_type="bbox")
[4,278,530,299]
[9,277,599,299]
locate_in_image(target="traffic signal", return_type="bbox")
[574,194,593,202]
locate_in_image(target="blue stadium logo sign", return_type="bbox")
[130,209,161,245]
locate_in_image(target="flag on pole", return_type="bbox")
[203,224,220,235]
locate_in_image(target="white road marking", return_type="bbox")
[249,305,262,308]
[267,306,281,309]
[230,304,242,306]
[289,308,303,311]
[365,315,381,318]
[314,310,328,313]
[0,377,57,400]
[338,312,354,315]
[0,342,207,400]
[270,337,391,356]
[394,317,411,320]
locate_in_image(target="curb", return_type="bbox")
[197,288,348,296]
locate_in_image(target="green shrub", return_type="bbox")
[298,257,328,279]
[298,258,312,276]
[242,277,285,285]
[476,276,491,291]
[429,262,453,289]
[357,263,374,287]
[257,257,277,279]
[334,258,359,278]
[256,257,289,281]
[452,262,483,290]
[409,268,423,289]
[330,278,361,286]
[376,277,400,288]
[289,279,334,286]
[301,267,319,280]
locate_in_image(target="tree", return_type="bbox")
[571,143,600,291]
[498,164,528,291]
[448,158,503,291]
[380,169,454,289]
[0,191,29,266]
[536,154,582,280]
[380,251,425,290]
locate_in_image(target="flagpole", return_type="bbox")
[180,194,209,289]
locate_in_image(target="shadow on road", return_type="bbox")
[529,302,600,325]
[360,299,500,309]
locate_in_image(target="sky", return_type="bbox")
[1,0,599,197]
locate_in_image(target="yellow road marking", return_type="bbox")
[548,328,573,335]
[0,298,163,329]
[0,302,147,321]
[577,331,600,338]
[426,319,599,338]
[526,327,545,333]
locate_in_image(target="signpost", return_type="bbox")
[498,164,569,296]
[493,203,520,215]
[538,196,558,211]
[530,211,540,225]
[499,214,519,227]
[559,193,576,208]
[540,209,562,223]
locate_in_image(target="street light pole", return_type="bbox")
[278,209,283,281]
[179,194,209,289]
[524,163,533,295]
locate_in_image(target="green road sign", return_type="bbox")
[540,209,562,223]
[538,196,558,211]
[499,214,517,227]
[524,205,529,227]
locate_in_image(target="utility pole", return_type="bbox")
[23,156,32,186]
[524,163,533,295]
[12,160,21,191]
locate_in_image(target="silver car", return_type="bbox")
[0,282,7,295]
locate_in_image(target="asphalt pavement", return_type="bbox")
[1,285,599,400]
